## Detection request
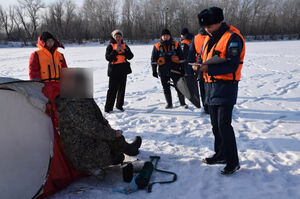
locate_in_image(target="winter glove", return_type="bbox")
[152,71,158,78]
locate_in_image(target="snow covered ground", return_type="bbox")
[0,40,300,199]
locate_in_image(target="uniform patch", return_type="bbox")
[229,42,239,47]
[230,47,239,56]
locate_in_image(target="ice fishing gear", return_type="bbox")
[147,156,177,193]
[117,156,177,194]
[115,160,154,194]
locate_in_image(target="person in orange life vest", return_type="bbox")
[179,28,194,75]
[104,30,134,113]
[29,33,87,197]
[193,7,245,175]
[188,27,209,114]
[29,31,67,116]
[151,29,187,109]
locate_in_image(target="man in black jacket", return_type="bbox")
[151,29,187,109]
[105,30,134,113]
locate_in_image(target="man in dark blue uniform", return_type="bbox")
[193,7,245,175]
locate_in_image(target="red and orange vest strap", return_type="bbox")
[110,43,127,64]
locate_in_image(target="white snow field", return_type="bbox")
[0,40,300,199]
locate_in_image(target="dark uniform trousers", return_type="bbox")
[105,74,127,111]
[160,74,185,105]
[209,105,239,166]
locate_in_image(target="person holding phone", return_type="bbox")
[104,30,134,113]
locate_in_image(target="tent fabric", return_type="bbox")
[0,78,87,199]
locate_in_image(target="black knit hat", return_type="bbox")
[181,28,189,36]
[161,29,171,36]
[198,7,224,27]
[40,32,54,42]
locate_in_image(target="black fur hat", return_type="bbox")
[40,32,54,42]
[198,7,224,27]
[161,29,171,36]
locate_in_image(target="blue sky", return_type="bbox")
[0,0,84,8]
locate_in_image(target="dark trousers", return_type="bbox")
[160,75,185,105]
[105,75,127,111]
[209,105,239,166]
[199,72,208,112]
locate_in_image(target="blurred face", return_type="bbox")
[161,34,171,41]
[204,23,222,35]
[180,34,184,39]
[45,38,54,48]
[114,34,123,42]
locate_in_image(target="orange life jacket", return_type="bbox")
[201,25,245,83]
[36,44,64,82]
[194,34,207,61]
[154,41,180,66]
[111,43,127,64]
[180,39,192,51]
[181,39,192,45]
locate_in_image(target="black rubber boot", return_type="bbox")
[112,153,125,165]
[164,93,173,109]
[123,136,142,156]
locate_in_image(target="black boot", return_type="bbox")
[112,153,125,165]
[164,93,173,109]
[178,92,188,109]
[123,136,142,156]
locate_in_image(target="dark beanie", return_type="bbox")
[181,28,189,36]
[40,32,54,42]
[198,7,224,27]
[161,29,171,36]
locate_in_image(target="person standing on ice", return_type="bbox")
[188,27,209,114]
[29,31,67,117]
[193,7,245,175]
[104,30,134,113]
[179,28,194,75]
[151,29,187,109]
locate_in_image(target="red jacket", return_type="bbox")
[29,37,67,80]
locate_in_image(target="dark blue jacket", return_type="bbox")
[198,23,244,106]
[180,33,194,75]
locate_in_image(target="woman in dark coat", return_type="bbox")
[104,30,134,113]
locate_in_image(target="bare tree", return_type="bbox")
[15,0,45,42]
[0,6,15,40]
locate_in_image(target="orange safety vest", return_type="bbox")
[111,43,127,64]
[36,45,64,82]
[194,34,207,61]
[201,25,245,83]
[154,41,180,66]
[181,39,192,45]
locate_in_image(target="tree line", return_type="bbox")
[0,0,299,45]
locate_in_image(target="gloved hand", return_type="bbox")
[152,71,158,78]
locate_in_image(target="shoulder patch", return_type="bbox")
[230,47,239,56]
[229,42,239,47]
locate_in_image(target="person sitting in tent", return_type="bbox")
[55,70,142,175]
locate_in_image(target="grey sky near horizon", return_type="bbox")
[0,0,84,8]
